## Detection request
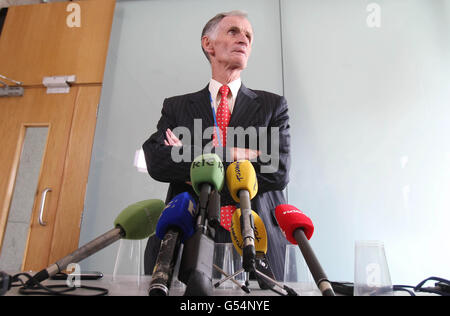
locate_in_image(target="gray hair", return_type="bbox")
[201,10,249,62]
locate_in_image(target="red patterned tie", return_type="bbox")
[213,85,231,147]
[220,205,237,231]
[213,85,235,230]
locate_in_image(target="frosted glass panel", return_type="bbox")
[282,0,450,284]
[0,127,48,271]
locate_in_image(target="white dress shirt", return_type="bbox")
[208,78,242,114]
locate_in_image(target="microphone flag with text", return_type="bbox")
[275,204,335,296]
[149,192,197,296]
[30,199,166,285]
[178,153,224,296]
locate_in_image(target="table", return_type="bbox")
[5,274,321,296]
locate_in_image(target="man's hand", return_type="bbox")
[164,128,189,184]
[231,147,260,161]
[163,129,258,182]
[164,128,182,147]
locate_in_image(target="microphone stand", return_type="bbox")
[253,269,298,296]
[213,259,298,296]
[238,190,256,272]
[212,264,250,293]
[178,184,215,296]
[214,188,299,296]
[238,190,297,295]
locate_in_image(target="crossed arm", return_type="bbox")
[143,95,290,193]
[164,128,260,161]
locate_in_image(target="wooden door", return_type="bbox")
[0,0,115,271]
[1,87,74,270]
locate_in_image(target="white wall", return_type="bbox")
[282,0,450,284]
[80,0,450,285]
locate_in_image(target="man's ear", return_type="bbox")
[201,35,214,58]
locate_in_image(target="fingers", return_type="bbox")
[165,129,175,146]
[164,129,182,147]
[247,149,261,160]
[231,147,261,161]
[164,129,260,161]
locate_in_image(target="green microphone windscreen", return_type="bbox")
[190,154,225,196]
[114,199,166,240]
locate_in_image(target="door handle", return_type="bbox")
[39,187,52,226]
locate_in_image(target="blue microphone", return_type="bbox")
[156,192,196,242]
[149,192,197,296]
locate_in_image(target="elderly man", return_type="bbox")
[143,10,291,282]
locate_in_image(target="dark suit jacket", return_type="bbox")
[142,83,291,281]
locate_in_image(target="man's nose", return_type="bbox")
[237,32,249,46]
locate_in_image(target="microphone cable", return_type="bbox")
[331,276,450,296]
[2,271,108,296]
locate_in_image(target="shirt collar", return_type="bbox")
[208,78,242,102]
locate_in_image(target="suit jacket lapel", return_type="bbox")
[229,83,260,127]
[188,83,260,128]
[189,84,214,127]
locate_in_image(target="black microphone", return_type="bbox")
[149,192,196,296]
[206,190,221,229]
[178,154,224,296]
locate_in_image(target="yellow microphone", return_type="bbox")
[229,208,268,257]
[229,208,299,296]
[226,160,258,271]
[226,160,258,203]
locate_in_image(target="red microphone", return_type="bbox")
[275,204,335,296]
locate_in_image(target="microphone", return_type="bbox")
[206,190,221,229]
[226,160,258,271]
[178,154,224,296]
[275,204,335,296]
[228,209,298,296]
[190,153,224,231]
[229,208,267,257]
[149,192,196,296]
[30,199,165,285]
[211,208,265,293]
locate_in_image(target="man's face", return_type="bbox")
[207,16,253,70]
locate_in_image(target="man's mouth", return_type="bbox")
[233,49,246,56]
